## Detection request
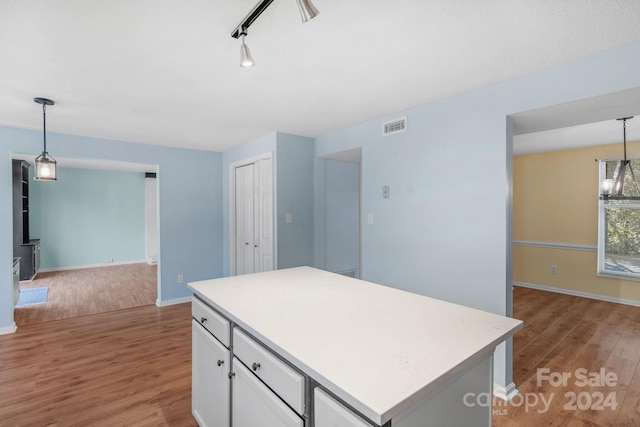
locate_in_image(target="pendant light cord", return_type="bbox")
[623,118,627,161]
[42,103,47,155]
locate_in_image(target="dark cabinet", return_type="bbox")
[12,160,40,281]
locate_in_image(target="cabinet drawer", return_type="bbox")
[314,388,371,427]
[233,358,303,427]
[233,328,305,415]
[192,297,230,347]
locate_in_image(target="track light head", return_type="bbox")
[240,34,255,67]
[296,0,319,22]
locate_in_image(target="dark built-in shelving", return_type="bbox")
[12,160,40,281]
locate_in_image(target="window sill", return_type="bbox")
[597,271,640,282]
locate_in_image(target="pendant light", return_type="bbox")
[33,97,57,181]
[601,117,638,199]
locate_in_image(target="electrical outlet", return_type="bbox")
[177,274,184,283]
[550,265,557,274]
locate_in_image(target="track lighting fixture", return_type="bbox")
[240,32,255,67]
[33,97,57,181]
[296,0,319,22]
[231,0,319,67]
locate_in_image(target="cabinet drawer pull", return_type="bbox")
[252,362,261,371]
[200,317,207,324]
[217,359,224,367]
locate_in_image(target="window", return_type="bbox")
[598,159,640,278]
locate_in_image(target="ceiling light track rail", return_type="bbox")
[230,0,319,67]
[231,0,274,39]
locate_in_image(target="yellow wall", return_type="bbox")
[513,140,640,303]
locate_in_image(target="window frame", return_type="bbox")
[597,160,640,281]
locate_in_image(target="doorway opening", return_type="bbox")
[323,148,362,278]
[11,154,159,326]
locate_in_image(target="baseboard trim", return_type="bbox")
[156,296,191,307]
[0,322,17,335]
[493,382,519,401]
[39,259,149,273]
[514,281,640,308]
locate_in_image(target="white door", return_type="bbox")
[255,158,273,273]
[232,358,303,427]
[236,164,255,275]
[192,320,230,427]
[234,158,273,275]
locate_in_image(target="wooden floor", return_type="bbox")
[493,286,640,427]
[3,285,640,426]
[14,263,157,326]
[0,303,197,427]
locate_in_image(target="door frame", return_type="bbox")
[229,152,275,276]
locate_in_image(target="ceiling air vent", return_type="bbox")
[382,116,407,136]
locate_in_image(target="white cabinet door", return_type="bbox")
[314,388,372,427]
[192,320,230,427]
[232,358,303,427]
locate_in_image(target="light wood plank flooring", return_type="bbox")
[493,286,640,427]
[15,263,157,326]
[0,303,196,427]
[3,285,640,426]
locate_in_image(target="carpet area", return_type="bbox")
[15,287,48,307]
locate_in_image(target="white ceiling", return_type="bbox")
[1,0,640,154]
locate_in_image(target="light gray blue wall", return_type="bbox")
[276,133,314,269]
[324,159,359,274]
[1,127,223,328]
[30,167,146,269]
[314,42,640,390]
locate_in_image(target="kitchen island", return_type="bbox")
[188,266,522,427]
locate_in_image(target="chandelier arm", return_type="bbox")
[628,163,640,195]
[614,161,627,196]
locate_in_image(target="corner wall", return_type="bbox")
[314,42,640,392]
[513,141,640,304]
[0,127,223,329]
[221,132,314,275]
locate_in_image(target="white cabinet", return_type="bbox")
[233,329,305,415]
[191,297,305,427]
[232,358,303,427]
[314,388,371,427]
[192,320,230,427]
[192,297,230,346]
[190,268,522,427]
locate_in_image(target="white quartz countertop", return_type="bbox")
[188,266,522,425]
